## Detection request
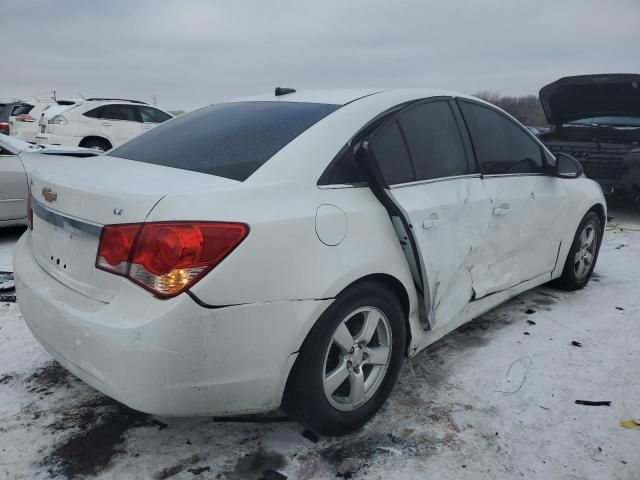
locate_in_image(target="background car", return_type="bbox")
[0,101,34,136]
[35,98,173,151]
[538,73,640,199]
[0,133,99,227]
[15,88,605,436]
[7,100,58,143]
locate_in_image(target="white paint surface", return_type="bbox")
[1,210,639,479]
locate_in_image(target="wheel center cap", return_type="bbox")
[349,345,365,368]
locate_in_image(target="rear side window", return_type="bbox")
[84,106,104,118]
[370,121,414,185]
[11,104,33,116]
[137,106,172,123]
[101,105,138,122]
[397,101,470,181]
[110,101,340,181]
[459,101,543,175]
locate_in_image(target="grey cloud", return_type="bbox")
[3,0,639,110]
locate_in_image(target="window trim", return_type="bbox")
[318,96,479,187]
[389,173,482,190]
[455,98,553,177]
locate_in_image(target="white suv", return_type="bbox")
[35,99,173,151]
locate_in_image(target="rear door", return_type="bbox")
[98,104,143,146]
[136,106,172,133]
[0,149,27,221]
[367,99,493,329]
[457,100,566,296]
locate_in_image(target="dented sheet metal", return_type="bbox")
[388,176,491,329]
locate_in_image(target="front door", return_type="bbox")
[366,99,493,329]
[457,100,565,296]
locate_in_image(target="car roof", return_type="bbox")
[231,88,480,106]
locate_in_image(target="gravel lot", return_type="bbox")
[1,207,639,480]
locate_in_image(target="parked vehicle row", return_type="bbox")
[1,98,172,151]
[14,87,606,435]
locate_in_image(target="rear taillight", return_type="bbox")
[0,122,9,131]
[26,193,33,230]
[96,222,249,298]
[16,114,35,123]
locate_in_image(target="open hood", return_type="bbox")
[539,74,640,126]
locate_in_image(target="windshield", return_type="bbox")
[567,116,640,128]
[110,101,340,181]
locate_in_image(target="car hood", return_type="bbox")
[539,74,640,126]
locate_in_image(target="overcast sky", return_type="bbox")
[4,0,639,111]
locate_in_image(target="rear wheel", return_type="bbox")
[284,282,406,436]
[553,211,602,290]
[80,137,111,152]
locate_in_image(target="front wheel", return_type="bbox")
[553,211,603,290]
[283,282,406,436]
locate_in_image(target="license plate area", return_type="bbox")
[31,206,120,303]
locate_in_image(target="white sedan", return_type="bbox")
[0,134,98,227]
[14,88,605,436]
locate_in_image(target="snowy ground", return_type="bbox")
[1,209,639,480]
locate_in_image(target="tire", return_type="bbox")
[553,211,602,290]
[283,281,406,436]
[80,138,111,152]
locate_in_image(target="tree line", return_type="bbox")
[473,91,547,126]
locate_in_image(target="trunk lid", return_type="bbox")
[25,154,240,302]
[539,74,640,126]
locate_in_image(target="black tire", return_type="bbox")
[283,281,406,436]
[80,138,111,152]
[553,211,602,290]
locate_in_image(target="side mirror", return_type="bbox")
[555,153,583,179]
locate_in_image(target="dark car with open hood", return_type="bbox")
[538,74,640,199]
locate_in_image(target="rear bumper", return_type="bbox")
[14,233,332,416]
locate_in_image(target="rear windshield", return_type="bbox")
[110,101,340,181]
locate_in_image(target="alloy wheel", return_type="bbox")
[322,306,393,412]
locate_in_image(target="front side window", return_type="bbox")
[138,106,172,124]
[110,101,340,181]
[459,101,543,175]
[397,101,471,181]
[101,104,138,122]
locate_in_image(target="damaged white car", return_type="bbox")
[14,88,606,435]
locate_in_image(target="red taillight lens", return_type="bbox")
[96,224,141,274]
[26,193,33,230]
[16,114,35,123]
[96,222,248,298]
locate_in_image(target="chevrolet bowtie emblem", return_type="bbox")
[42,187,58,203]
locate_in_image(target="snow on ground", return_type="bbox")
[1,211,639,480]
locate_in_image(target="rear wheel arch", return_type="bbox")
[319,273,412,354]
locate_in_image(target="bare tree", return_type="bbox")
[473,92,547,126]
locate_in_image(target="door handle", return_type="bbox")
[492,203,510,216]
[423,213,440,229]
[100,122,112,127]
